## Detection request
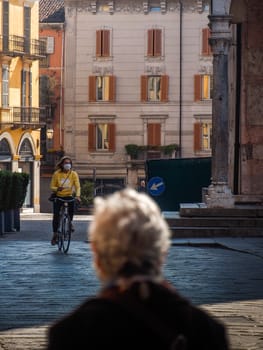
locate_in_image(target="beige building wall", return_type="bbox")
[64,0,212,187]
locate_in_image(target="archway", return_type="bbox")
[0,138,12,171]
[18,139,34,207]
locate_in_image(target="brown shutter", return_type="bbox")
[202,28,211,55]
[89,76,97,101]
[96,30,102,57]
[108,75,116,102]
[141,75,148,102]
[147,29,154,56]
[160,75,169,102]
[194,122,202,151]
[148,123,161,146]
[88,123,96,151]
[154,29,162,56]
[108,123,116,152]
[194,75,201,101]
[102,30,110,57]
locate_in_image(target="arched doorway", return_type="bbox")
[18,139,34,207]
[0,138,12,171]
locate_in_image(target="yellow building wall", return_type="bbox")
[9,2,23,35]
[0,0,41,211]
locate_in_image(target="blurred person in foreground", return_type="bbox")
[47,188,229,350]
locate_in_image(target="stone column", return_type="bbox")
[205,14,234,208]
[33,156,41,213]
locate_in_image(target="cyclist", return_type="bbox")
[50,156,81,245]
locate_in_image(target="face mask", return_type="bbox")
[63,163,71,171]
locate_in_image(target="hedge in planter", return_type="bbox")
[0,171,29,210]
[0,170,13,212]
[0,171,29,233]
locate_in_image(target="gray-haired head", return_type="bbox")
[89,188,171,283]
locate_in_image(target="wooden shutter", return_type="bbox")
[28,71,32,107]
[194,75,202,101]
[194,122,202,152]
[202,28,212,55]
[147,29,154,56]
[89,76,97,101]
[88,123,96,151]
[96,30,110,57]
[108,76,116,102]
[141,75,148,102]
[154,29,162,56]
[24,6,31,53]
[108,123,116,152]
[102,30,110,57]
[160,75,169,102]
[21,70,27,107]
[3,1,9,51]
[96,30,102,57]
[2,65,9,107]
[147,123,161,146]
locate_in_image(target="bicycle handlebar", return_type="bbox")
[56,197,76,203]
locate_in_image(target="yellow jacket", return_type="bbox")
[50,170,81,197]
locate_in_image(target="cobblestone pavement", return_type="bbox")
[0,213,263,349]
[0,299,262,350]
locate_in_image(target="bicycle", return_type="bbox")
[56,197,75,253]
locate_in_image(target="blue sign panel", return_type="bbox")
[147,176,165,196]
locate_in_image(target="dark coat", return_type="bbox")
[47,280,229,350]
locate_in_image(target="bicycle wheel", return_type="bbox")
[57,212,64,251]
[61,214,71,253]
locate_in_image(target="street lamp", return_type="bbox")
[46,128,54,140]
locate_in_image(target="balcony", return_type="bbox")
[0,35,46,59]
[125,144,179,162]
[0,106,47,129]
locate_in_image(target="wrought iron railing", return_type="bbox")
[0,35,46,58]
[0,107,48,126]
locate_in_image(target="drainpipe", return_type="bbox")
[59,26,64,147]
[233,24,241,194]
[178,1,183,158]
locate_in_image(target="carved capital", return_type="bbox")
[209,37,231,55]
[208,15,232,55]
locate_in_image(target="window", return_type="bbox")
[39,37,53,67]
[194,74,213,101]
[194,122,212,152]
[2,65,9,107]
[89,76,116,102]
[147,29,162,57]
[202,28,212,56]
[96,29,110,57]
[39,55,50,68]
[150,6,161,12]
[141,75,169,102]
[148,123,161,146]
[88,123,116,152]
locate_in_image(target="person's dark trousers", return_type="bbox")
[52,196,74,232]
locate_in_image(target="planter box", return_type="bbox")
[1,209,20,233]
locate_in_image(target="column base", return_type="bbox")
[205,182,235,208]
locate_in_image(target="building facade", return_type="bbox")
[39,0,65,212]
[0,0,45,212]
[63,0,213,193]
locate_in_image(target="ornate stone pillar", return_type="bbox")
[205,14,235,208]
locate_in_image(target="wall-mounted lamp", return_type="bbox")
[46,128,54,140]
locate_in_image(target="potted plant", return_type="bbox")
[125,144,139,159]
[161,143,179,156]
[78,180,94,214]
